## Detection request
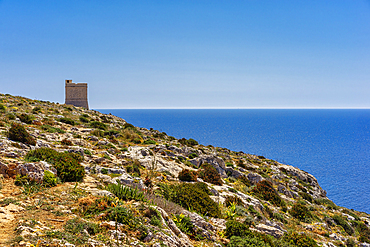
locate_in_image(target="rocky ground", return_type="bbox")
[0,93,369,247]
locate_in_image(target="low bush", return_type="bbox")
[188,153,198,159]
[143,139,156,145]
[45,217,101,245]
[8,123,36,145]
[90,121,107,130]
[25,148,85,182]
[173,214,195,235]
[289,202,314,223]
[251,180,285,207]
[43,170,57,187]
[144,207,162,228]
[59,117,76,126]
[314,198,338,210]
[61,139,73,146]
[19,114,35,124]
[193,182,211,195]
[228,236,270,247]
[178,169,198,182]
[332,215,354,235]
[32,107,42,114]
[126,163,141,177]
[356,221,370,243]
[198,162,223,185]
[7,113,16,120]
[179,138,199,146]
[105,206,139,229]
[79,115,89,123]
[282,232,319,247]
[0,104,6,112]
[41,125,65,134]
[225,220,253,239]
[104,129,119,136]
[164,183,221,218]
[299,192,313,203]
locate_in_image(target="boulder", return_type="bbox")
[247,172,263,184]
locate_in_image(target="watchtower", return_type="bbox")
[65,80,89,109]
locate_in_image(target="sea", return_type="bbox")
[97,109,370,214]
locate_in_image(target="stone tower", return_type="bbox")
[65,80,89,109]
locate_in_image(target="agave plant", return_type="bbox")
[105,182,146,202]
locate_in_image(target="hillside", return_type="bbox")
[0,93,369,247]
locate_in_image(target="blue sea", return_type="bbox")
[97,109,370,213]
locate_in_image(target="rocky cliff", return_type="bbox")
[0,94,369,247]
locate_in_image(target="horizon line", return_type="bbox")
[94,107,370,110]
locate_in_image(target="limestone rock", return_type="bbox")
[247,172,263,184]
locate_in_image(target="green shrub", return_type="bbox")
[41,125,65,134]
[101,168,108,174]
[299,192,313,203]
[0,104,6,112]
[289,202,314,223]
[251,180,285,207]
[173,214,195,235]
[105,183,146,201]
[43,170,57,187]
[143,139,156,145]
[225,220,253,239]
[228,236,270,247]
[356,221,370,243]
[193,182,211,195]
[46,217,101,245]
[126,164,141,177]
[79,115,89,123]
[273,213,287,224]
[25,148,85,182]
[19,114,35,124]
[198,163,223,185]
[8,123,36,146]
[171,183,221,218]
[59,117,76,126]
[188,153,198,159]
[7,113,16,120]
[179,138,198,146]
[84,149,92,156]
[332,215,354,235]
[238,176,251,187]
[314,198,338,210]
[104,129,119,136]
[89,121,107,130]
[282,232,318,247]
[133,138,142,144]
[105,206,139,229]
[61,139,73,146]
[178,169,198,182]
[224,195,244,207]
[144,207,162,228]
[32,107,42,114]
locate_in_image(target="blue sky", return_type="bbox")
[0,0,369,108]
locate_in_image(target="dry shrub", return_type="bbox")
[122,128,140,142]
[144,193,184,215]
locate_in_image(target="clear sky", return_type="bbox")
[1,0,369,109]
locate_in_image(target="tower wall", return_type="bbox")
[65,80,89,109]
